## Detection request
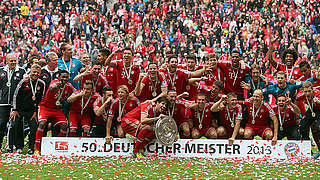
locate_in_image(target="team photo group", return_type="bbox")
[0,0,319,159]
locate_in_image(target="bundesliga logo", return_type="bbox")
[284,143,300,157]
[55,141,69,151]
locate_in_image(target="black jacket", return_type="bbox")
[0,65,26,106]
[12,78,46,113]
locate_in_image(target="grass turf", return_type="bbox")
[0,155,319,179]
[0,133,319,179]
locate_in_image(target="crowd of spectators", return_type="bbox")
[0,0,319,76]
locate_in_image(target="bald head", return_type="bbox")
[6,53,18,70]
[252,89,263,105]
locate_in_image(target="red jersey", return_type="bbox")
[92,96,111,125]
[140,72,167,101]
[198,83,224,102]
[276,63,302,80]
[190,103,215,128]
[39,80,75,109]
[80,73,108,95]
[114,60,140,92]
[160,68,190,94]
[179,65,203,100]
[102,65,117,92]
[202,67,224,87]
[273,105,297,127]
[69,90,100,114]
[296,89,320,116]
[166,99,189,121]
[124,103,157,120]
[219,104,243,129]
[219,61,250,96]
[108,96,140,120]
[298,72,320,88]
[244,100,276,126]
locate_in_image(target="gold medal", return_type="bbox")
[199,124,202,129]
[56,101,61,106]
[32,96,36,101]
[231,123,234,128]
[152,91,157,97]
[6,82,11,87]
[312,112,316,117]
[128,79,133,85]
[280,126,283,131]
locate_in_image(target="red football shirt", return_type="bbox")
[202,67,224,87]
[198,83,224,102]
[39,80,75,109]
[219,61,250,96]
[190,103,215,128]
[140,72,167,101]
[244,100,276,126]
[69,90,100,114]
[276,63,302,80]
[124,103,156,120]
[219,104,242,129]
[108,96,140,120]
[296,89,320,115]
[160,68,190,94]
[80,73,108,95]
[102,65,117,92]
[114,60,140,92]
[93,96,112,125]
[273,105,297,127]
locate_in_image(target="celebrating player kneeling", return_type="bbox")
[243,89,278,145]
[210,93,243,145]
[189,93,218,139]
[67,80,100,137]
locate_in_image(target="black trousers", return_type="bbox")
[89,124,106,138]
[278,125,300,140]
[0,106,11,147]
[300,109,320,150]
[8,111,37,150]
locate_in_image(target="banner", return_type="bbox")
[41,137,312,159]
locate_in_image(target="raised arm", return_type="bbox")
[267,35,278,69]
[104,48,122,66]
[210,95,227,112]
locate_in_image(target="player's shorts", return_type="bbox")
[69,112,91,129]
[38,105,67,126]
[121,117,141,137]
[193,126,214,137]
[245,124,272,138]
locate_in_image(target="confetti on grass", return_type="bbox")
[0,153,319,179]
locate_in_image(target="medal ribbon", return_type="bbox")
[197,105,206,127]
[118,98,128,118]
[226,106,235,127]
[168,103,175,118]
[278,106,286,129]
[167,68,177,88]
[29,79,39,99]
[81,95,92,115]
[148,73,159,94]
[122,61,132,80]
[252,102,262,124]
[62,58,73,73]
[286,66,294,80]
[56,84,66,103]
[306,96,315,115]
